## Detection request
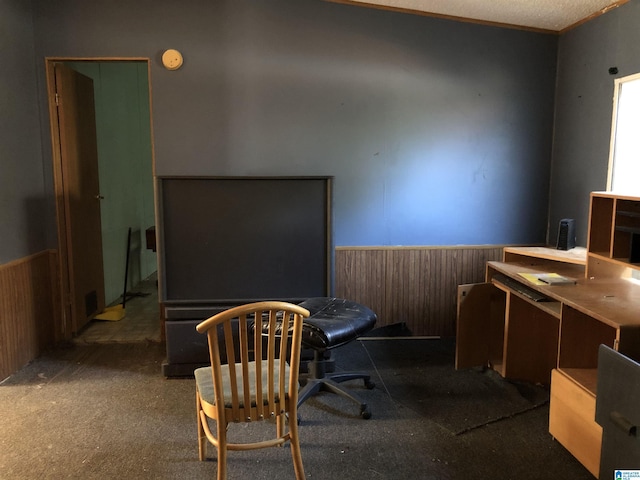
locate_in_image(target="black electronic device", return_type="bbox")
[557,218,576,250]
[156,176,334,376]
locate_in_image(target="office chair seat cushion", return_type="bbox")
[195,359,290,409]
[299,297,377,351]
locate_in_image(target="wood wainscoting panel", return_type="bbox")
[385,248,433,335]
[334,248,386,329]
[336,246,503,337]
[0,250,60,380]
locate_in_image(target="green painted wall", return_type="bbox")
[66,61,155,305]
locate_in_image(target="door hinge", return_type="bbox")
[55,92,60,106]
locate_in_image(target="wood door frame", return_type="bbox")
[45,57,156,340]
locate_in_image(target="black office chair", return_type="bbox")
[296,297,377,419]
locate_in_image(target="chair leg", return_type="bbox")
[288,408,305,480]
[306,377,372,419]
[216,419,227,480]
[298,350,374,419]
[276,414,284,442]
[328,371,375,388]
[297,379,323,407]
[196,391,206,461]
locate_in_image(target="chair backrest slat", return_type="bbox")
[267,310,277,410]
[221,320,240,419]
[253,311,264,419]
[238,314,251,420]
[277,311,287,415]
[278,312,291,413]
[208,327,226,413]
[288,312,304,410]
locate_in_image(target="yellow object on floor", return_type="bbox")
[94,304,126,321]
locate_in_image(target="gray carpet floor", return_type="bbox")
[0,337,594,479]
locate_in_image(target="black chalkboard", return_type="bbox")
[158,177,332,304]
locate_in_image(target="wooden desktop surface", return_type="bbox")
[488,260,640,331]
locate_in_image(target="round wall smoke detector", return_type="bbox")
[162,49,183,71]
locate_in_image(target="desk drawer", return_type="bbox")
[549,369,601,477]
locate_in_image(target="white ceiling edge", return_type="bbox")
[333,0,627,32]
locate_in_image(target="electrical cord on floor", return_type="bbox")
[358,340,392,399]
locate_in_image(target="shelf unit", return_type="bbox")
[587,192,640,277]
[456,192,640,478]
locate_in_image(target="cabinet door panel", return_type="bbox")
[504,294,559,385]
[455,283,505,370]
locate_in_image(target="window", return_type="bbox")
[608,73,640,194]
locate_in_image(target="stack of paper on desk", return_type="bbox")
[519,272,577,285]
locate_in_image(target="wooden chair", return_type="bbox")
[194,301,310,480]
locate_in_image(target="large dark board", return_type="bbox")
[158,177,332,304]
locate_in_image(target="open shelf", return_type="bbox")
[615,225,640,234]
[618,210,640,218]
[557,367,598,395]
[588,193,640,277]
[588,195,614,255]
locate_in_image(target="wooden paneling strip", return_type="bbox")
[334,248,386,328]
[336,246,503,337]
[0,251,60,380]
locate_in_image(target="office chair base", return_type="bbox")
[298,352,375,419]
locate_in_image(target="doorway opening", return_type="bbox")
[45,58,158,343]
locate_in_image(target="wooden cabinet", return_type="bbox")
[456,192,640,478]
[456,248,585,386]
[587,192,640,278]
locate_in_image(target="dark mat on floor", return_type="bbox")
[334,338,549,435]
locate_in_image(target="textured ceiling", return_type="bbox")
[336,0,627,32]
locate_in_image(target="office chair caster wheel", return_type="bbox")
[360,405,371,419]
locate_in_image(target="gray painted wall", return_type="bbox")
[30,0,557,249]
[4,0,639,277]
[550,0,640,246]
[0,0,47,263]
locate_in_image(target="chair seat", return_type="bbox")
[195,359,290,409]
[299,297,377,351]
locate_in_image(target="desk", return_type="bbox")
[456,244,640,477]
